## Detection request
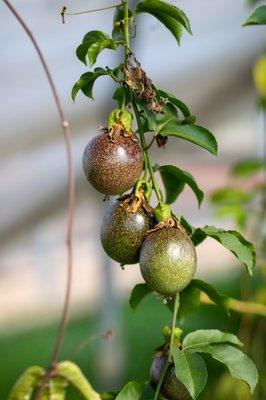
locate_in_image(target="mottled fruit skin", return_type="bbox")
[82,133,143,195]
[139,227,196,295]
[150,354,189,400]
[100,201,153,265]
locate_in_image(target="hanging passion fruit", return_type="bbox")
[82,109,143,196]
[100,194,154,265]
[139,226,196,295]
[150,348,189,400]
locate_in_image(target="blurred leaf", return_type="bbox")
[157,89,191,118]
[253,55,266,98]
[243,5,266,26]
[194,344,258,394]
[8,366,45,400]
[215,205,247,230]
[57,361,101,400]
[158,120,218,155]
[115,382,142,400]
[129,283,152,311]
[76,31,117,66]
[191,279,229,314]
[72,68,112,101]
[113,86,132,108]
[158,165,204,206]
[136,0,192,36]
[210,187,252,205]
[172,348,207,399]
[231,158,266,178]
[182,329,242,350]
[181,115,197,125]
[214,372,252,400]
[193,226,256,275]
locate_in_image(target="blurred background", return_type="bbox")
[0,0,265,399]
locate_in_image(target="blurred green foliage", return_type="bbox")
[0,272,264,400]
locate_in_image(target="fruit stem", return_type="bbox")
[154,293,180,400]
[132,100,163,202]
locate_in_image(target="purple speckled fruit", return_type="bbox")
[82,133,143,195]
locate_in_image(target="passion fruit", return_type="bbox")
[82,132,143,195]
[100,197,154,265]
[139,227,196,295]
[150,351,189,400]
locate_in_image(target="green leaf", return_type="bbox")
[172,348,207,399]
[57,361,101,400]
[158,165,204,206]
[157,89,191,118]
[76,31,117,66]
[243,5,266,26]
[113,86,132,108]
[182,329,242,351]
[115,382,142,400]
[198,226,256,275]
[191,279,229,314]
[8,366,45,400]
[136,0,192,34]
[158,120,218,155]
[231,158,266,177]
[129,283,152,311]
[194,344,258,394]
[210,187,252,205]
[72,68,111,101]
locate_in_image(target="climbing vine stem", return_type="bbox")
[3,1,75,399]
[154,293,180,400]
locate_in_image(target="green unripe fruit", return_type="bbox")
[100,200,154,265]
[139,227,196,295]
[82,132,143,195]
[150,353,189,400]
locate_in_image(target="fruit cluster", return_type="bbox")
[82,107,197,297]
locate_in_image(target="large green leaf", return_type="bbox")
[158,165,204,206]
[191,279,229,314]
[231,158,266,177]
[197,226,256,275]
[57,361,101,400]
[129,283,152,311]
[115,382,142,400]
[243,5,266,26]
[76,31,117,66]
[72,68,112,101]
[182,329,242,350]
[172,348,207,399]
[158,120,218,155]
[195,344,258,394]
[8,366,45,400]
[136,0,192,34]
